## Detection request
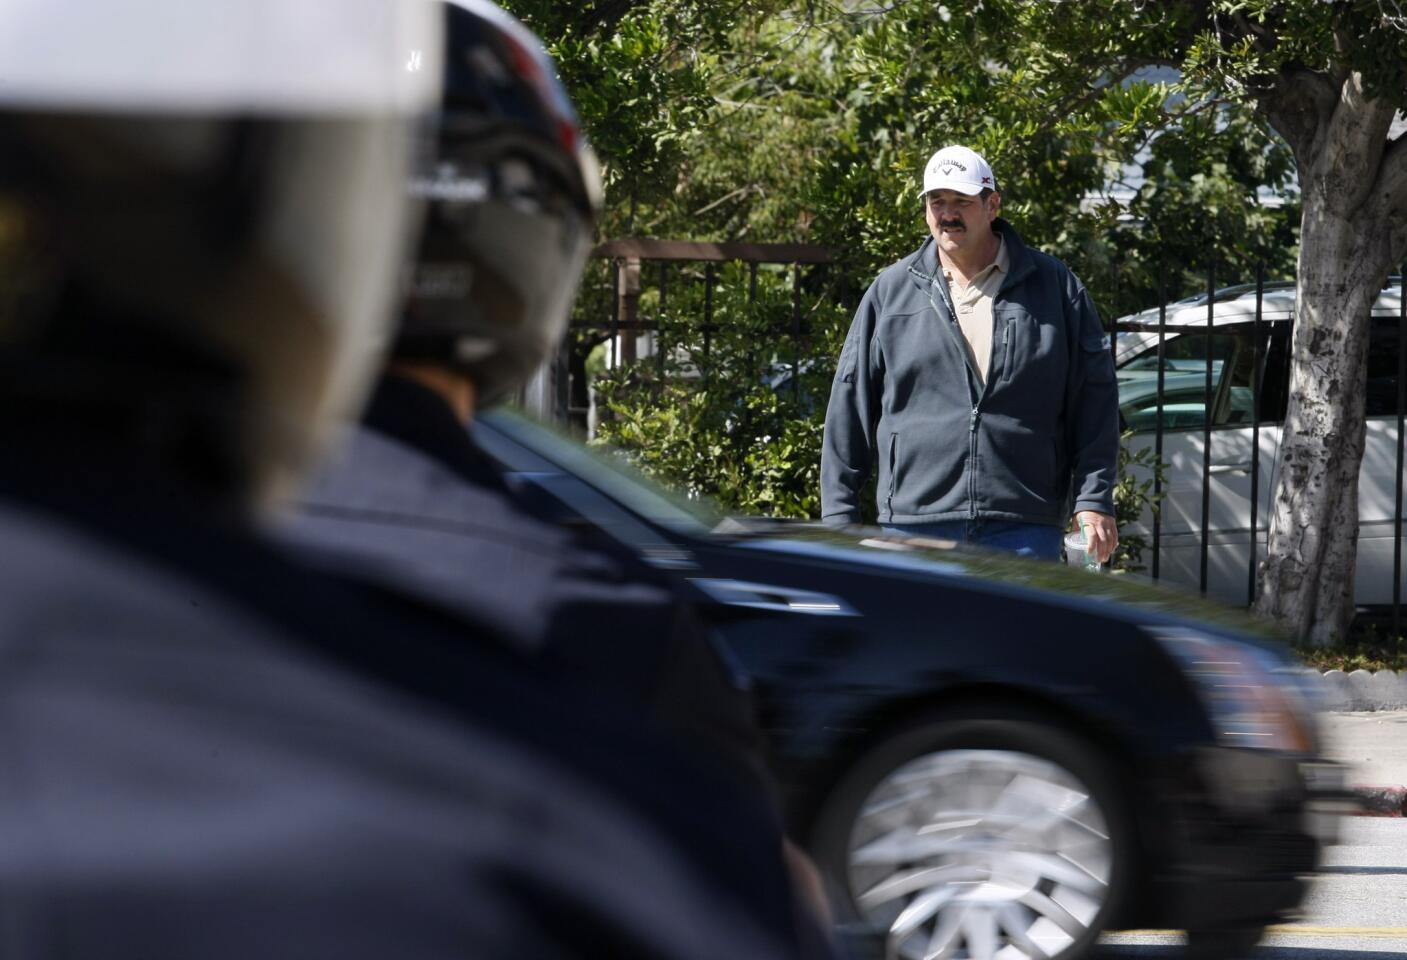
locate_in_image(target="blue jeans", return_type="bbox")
[880,519,1063,561]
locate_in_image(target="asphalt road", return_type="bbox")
[1099,816,1407,957]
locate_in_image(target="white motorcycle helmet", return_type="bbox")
[0,0,444,505]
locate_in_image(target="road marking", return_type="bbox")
[1263,926,1407,938]
[1108,927,1407,939]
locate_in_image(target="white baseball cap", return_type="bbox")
[920,145,997,197]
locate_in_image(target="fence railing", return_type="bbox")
[591,238,833,366]
[1110,265,1405,629]
[564,240,1407,629]
[542,240,834,429]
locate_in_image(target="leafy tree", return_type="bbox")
[1212,2,1407,646]
[802,2,1302,314]
[1089,106,1302,318]
[1084,0,1407,645]
[812,0,1407,644]
[501,1,801,237]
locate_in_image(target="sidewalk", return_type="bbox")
[1320,710,1407,814]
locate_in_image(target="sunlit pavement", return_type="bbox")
[1321,711,1407,788]
[1099,817,1407,957]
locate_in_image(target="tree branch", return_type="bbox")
[1111,58,1187,77]
[1329,25,1354,90]
[691,183,758,217]
[1316,71,1399,211]
[1228,8,1279,57]
[1259,66,1337,166]
[840,1,913,17]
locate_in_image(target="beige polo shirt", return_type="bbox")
[942,237,1008,385]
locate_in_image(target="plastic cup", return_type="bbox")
[1063,529,1103,572]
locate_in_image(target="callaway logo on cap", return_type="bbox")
[920,145,997,197]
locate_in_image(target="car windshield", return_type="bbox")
[481,408,724,535]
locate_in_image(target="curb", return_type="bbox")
[1308,667,1407,712]
[1352,785,1407,816]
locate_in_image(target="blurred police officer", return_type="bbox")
[279,0,831,938]
[0,2,827,957]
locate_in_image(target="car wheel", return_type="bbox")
[1184,925,1266,959]
[812,715,1132,960]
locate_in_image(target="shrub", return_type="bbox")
[591,260,848,518]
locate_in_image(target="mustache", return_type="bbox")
[939,219,965,229]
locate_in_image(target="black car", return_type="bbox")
[474,409,1347,960]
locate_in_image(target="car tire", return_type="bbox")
[810,712,1132,960]
[1184,925,1266,960]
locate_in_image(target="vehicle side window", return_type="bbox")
[1366,317,1404,417]
[1119,333,1242,432]
[1256,324,1291,424]
[1118,324,1290,432]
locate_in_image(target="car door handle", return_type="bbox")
[687,578,859,617]
[1208,461,1253,475]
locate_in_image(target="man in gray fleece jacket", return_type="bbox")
[821,145,1120,562]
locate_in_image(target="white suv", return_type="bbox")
[1116,279,1405,609]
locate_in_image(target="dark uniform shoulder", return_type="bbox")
[0,460,816,960]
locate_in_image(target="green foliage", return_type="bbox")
[590,262,848,517]
[500,0,798,237]
[1085,105,1301,318]
[800,1,1307,316]
[592,381,828,516]
[506,1,1314,305]
[509,0,1399,305]
[1294,619,1407,671]
[1180,1,1406,107]
[1111,430,1168,573]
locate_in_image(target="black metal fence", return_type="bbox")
[1110,264,1407,633]
[545,240,834,429]
[567,242,1407,627]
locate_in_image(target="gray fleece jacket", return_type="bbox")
[821,220,1119,526]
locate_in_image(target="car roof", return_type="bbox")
[1114,277,1404,365]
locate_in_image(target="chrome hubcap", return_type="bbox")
[847,749,1113,960]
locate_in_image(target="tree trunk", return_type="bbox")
[1254,69,1407,645]
[1254,203,1381,644]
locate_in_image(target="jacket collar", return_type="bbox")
[363,374,509,494]
[905,218,1036,294]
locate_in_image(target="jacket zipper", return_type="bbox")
[1000,318,1014,382]
[886,432,898,515]
[968,406,979,518]
[915,273,984,390]
[909,263,986,521]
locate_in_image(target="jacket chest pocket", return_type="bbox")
[996,309,1063,392]
[997,316,1017,383]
